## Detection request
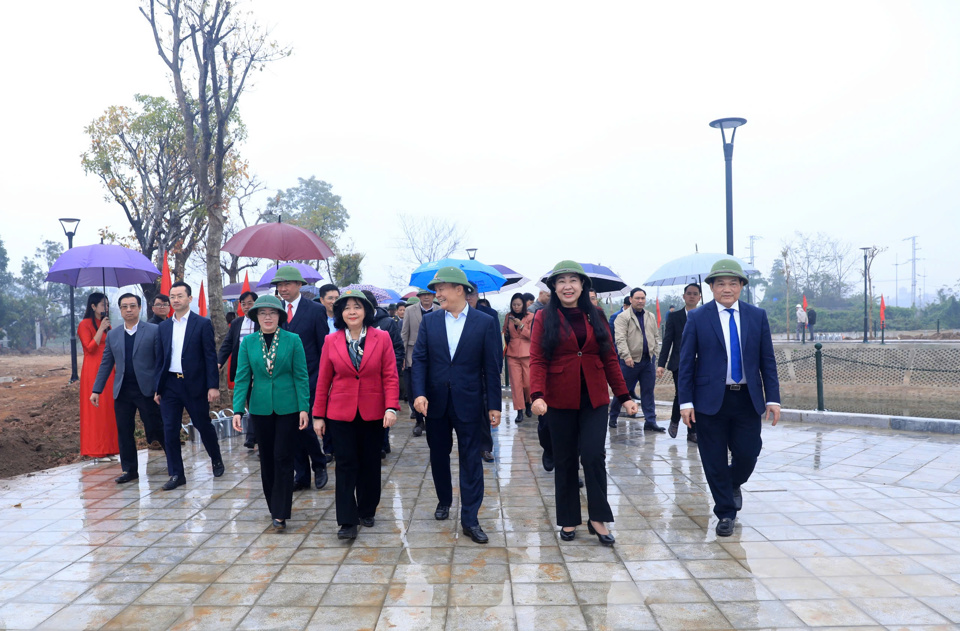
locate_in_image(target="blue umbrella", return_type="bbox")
[45,243,161,288]
[537,262,628,296]
[485,264,531,295]
[256,263,323,288]
[409,258,507,293]
[643,252,757,287]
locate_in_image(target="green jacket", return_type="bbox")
[233,328,311,416]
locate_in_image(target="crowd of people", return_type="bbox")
[79,258,780,541]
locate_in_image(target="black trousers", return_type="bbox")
[608,358,656,423]
[114,384,164,476]
[670,370,695,437]
[294,386,326,485]
[328,415,384,526]
[159,376,222,478]
[538,415,552,461]
[695,388,762,520]
[253,412,299,520]
[426,399,485,528]
[547,396,613,527]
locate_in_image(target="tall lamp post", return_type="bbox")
[59,218,81,382]
[860,246,870,343]
[709,117,747,256]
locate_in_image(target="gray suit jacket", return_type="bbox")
[400,303,440,367]
[93,321,160,399]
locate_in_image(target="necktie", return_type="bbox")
[287,303,294,322]
[726,308,742,383]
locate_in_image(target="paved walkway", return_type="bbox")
[1,403,960,629]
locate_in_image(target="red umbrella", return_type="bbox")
[222,222,335,261]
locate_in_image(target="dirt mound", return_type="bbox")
[0,381,85,476]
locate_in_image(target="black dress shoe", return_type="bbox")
[716,517,736,537]
[293,480,310,491]
[115,472,138,484]
[644,423,666,433]
[579,477,585,489]
[212,461,225,477]
[542,454,554,472]
[608,420,617,428]
[514,411,523,424]
[687,432,698,444]
[381,450,387,460]
[525,402,532,417]
[338,524,358,540]
[243,437,255,449]
[559,528,576,542]
[587,521,615,546]
[733,486,743,511]
[315,468,328,490]
[360,516,375,528]
[272,518,286,531]
[412,422,424,437]
[482,451,494,463]
[434,504,450,520]
[161,475,186,491]
[462,525,489,544]
[668,419,679,439]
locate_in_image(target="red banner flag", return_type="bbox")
[237,271,251,316]
[656,297,661,327]
[802,294,808,311]
[160,252,172,296]
[880,294,886,326]
[198,281,208,317]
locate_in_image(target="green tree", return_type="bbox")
[3,241,70,350]
[267,176,350,245]
[332,252,364,287]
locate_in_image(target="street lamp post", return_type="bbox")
[59,218,81,382]
[860,247,870,343]
[709,117,747,256]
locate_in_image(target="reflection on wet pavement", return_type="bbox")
[0,401,960,629]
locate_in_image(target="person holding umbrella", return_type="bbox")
[313,290,400,539]
[530,261,637,545]
[231,295,311,531]
[78,292,119,460]
[503,292,533,423]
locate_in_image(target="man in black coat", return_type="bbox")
[658,283,702,442]
[217,291,258,448]
[274,266,330,490]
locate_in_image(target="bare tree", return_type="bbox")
[141,0,289,352]
[781,246,791,337]
[220,175,266,284]
[397,214,466,264]
[862,245,887,337]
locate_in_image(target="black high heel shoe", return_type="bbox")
[560,528,576,542]
[587,521,615,546]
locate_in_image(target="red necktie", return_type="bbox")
[287,304,294,322]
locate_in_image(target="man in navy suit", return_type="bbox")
[154,281,224,491]
[678,260,780,537]
[274,266,330,491]
[412,267,502,544]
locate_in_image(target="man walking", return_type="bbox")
[806,306,817,340]
[412,267,501,544]
[679,259,780,537]
[154,281,224,490]
[148,294,170,325]
[795,304,808,342]
[658,283,701,442]
[91,293,165,483]
[218,291,258,449]
[401,288,439,436]
[610,288,664,432]
[274,267,330,490]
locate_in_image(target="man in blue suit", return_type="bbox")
[274,266,330,491]
[678,259,780,537]
[412,267,502,544]
[154,281,224,491]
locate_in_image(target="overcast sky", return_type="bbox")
[3,0,958,308]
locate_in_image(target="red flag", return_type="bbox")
[880,294,886,326]
[237,271,251,316]
[198,281,208,317]
[802,294,808,311]
[160,252,172,296]
[656,297,661,326]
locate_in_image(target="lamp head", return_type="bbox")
[58,217,80,237]
[466,248,478,260]
[709,117,747,145]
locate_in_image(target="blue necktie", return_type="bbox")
[726,308,743,383]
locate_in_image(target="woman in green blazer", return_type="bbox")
[232,295,310,531]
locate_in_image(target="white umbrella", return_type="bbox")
[644,252,758,287]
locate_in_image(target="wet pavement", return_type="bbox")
[2,402,960,629]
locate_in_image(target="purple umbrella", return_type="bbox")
[45,243,161,288]
[256,263,323,288]
[341,284,397,304]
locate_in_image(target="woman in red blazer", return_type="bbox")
[530,261,637,546]
[313,290,400,540]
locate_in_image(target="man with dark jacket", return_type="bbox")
[363,291,405,458]
[657,283,701,442]
[217,291,258,448]
[148,294,170,325]
[806,307,817,340]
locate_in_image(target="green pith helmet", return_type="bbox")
[415,287,435,296]
[334,289,372,310]
[704,258,749,285]
[544,259,591,290]
[270,265,306,286]
[406,296,421,305]
[247,295,287,324]
[427,266,474,294]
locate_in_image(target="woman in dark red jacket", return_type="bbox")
[530,261,637,545]
[313,290,400,540]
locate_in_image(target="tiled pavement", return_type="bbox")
[2,403,960,629]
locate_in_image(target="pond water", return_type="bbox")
[780,393,960,421]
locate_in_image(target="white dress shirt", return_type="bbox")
[284,295,302,321]
[124,322,139,336]
[718,301,745,386]
[444,304,469,359]
[169,310,190,373]
[239,316,255,341]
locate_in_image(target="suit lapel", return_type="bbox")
[183,315,198,358]
[131,326,143,357]
[706,300,725,347]
[451,309,477,363]
[737,302,750,358]
[361,329,380,373]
